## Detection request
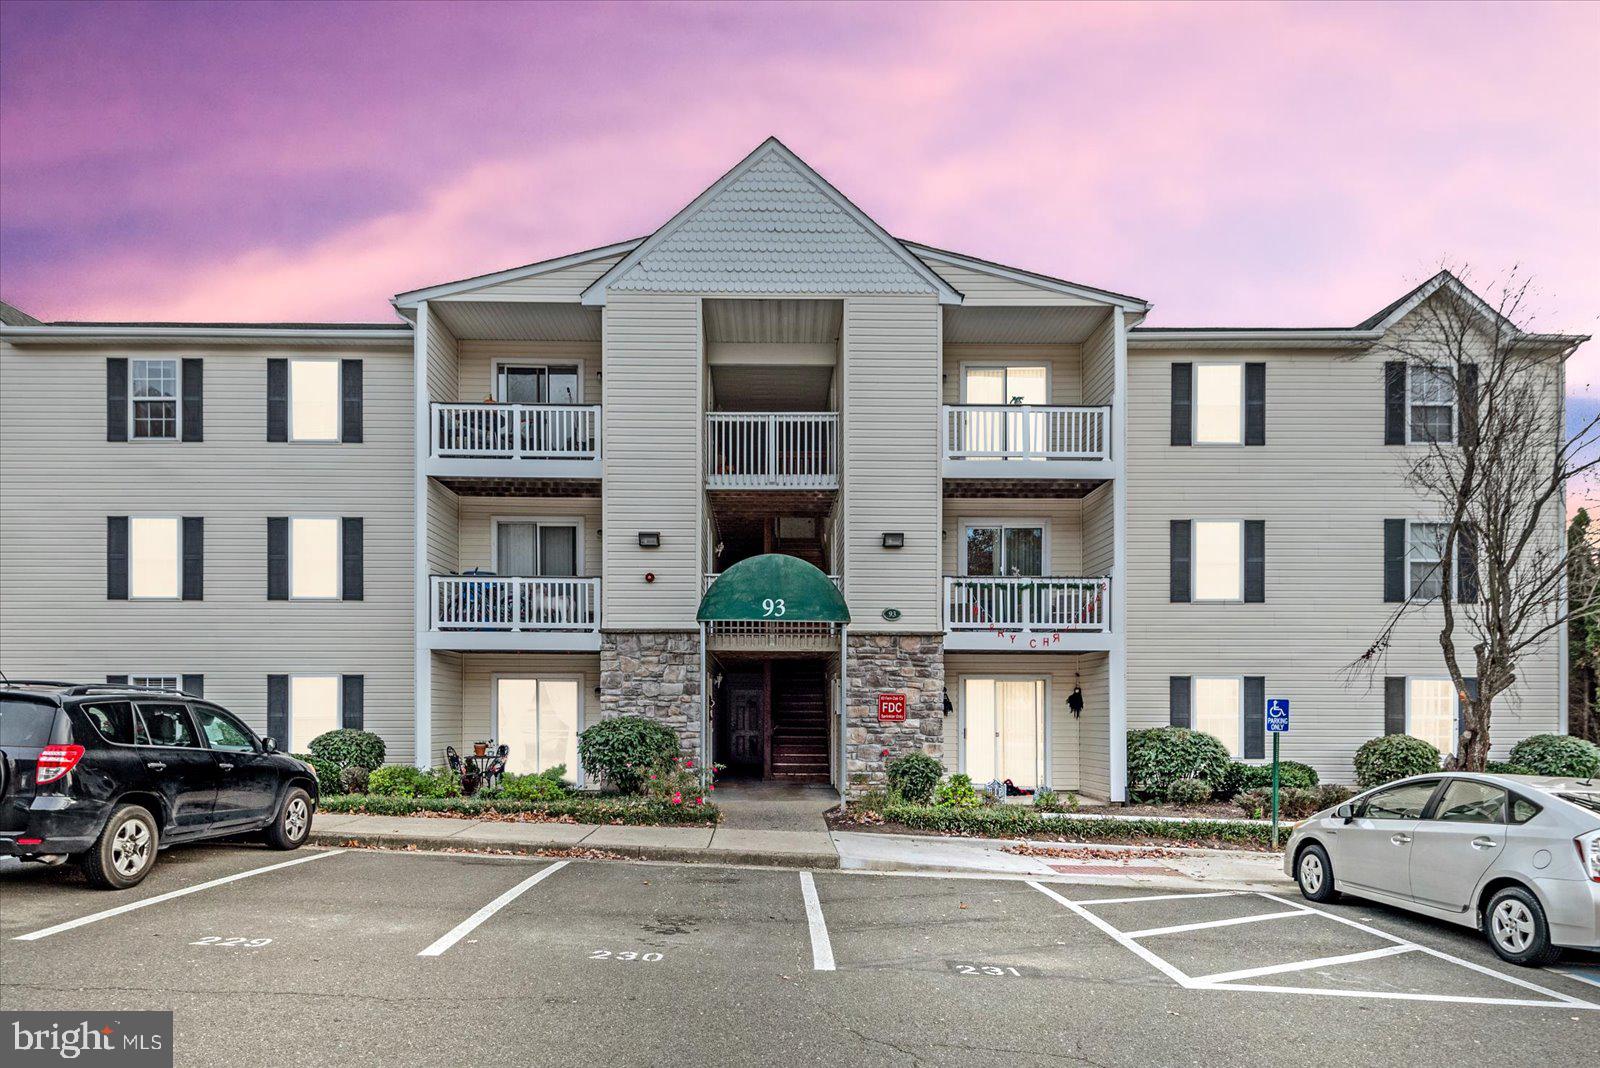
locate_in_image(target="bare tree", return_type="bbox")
[1350,269,1598,770]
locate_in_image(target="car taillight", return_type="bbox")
[35,744,85,785]
[1578,832,1600,883]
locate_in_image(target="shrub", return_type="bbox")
[292,753,341,795]
[338,765,370,794]
[1033,788,1077,813]
[306,729,386,771]
[933,773,982,809]
[1126,728,1232,800]
[1220,760,1318,797]
[1485,761,1538,776]
[317,794,718,826]
[886,752,943,805]
[367,765,428,798]
[1164,778,1214,805]
[881,804,1274,848]
[642,755,714,808]
[1354,735,1440,788]
[488,772,569,803]
[415,768,462,799]
[1507,734,1600,778]
[577,716,680,794]
[1236,784,1353,821]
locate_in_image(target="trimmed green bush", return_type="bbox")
[1033,788,1077,813]
[886,752,943,805]
[1236,784,1353,821]
[366,765,443,798]
[338,766,370,794]
[291,753,341,795]
[933,773,982,809]
[1126,728,1232,800]
[317,794,718,826]
[1354,735,1440,788]
[577,716,680,794]
[1507,734,1600,777]
[307,728,386,771]
[1164,778,1214,805]
[1220,760,1318,797]
[1485,761,1538,776]
[881,804,1275,847]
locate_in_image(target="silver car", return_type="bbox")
[1284,772,1600,965]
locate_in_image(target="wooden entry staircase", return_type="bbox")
[770,661,830,783]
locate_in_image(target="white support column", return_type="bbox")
[839,624,849,808]
[1109,307,1130,802]
[413,302,434,768]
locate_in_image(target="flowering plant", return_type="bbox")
[643,755,723,806]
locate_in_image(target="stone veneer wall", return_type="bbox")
[845,633,944,792]
[599,631,702,755]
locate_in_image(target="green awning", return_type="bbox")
[696,554,851,624]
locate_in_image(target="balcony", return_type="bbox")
[706,413,838,490]
[426,575,601,651]
[943,575,1112,651]
[941,404,1111,487]
[426,403,602,485]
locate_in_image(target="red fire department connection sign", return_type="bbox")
[878,693,907,722]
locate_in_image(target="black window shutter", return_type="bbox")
[266,359,288,442]
[341,359,363,443]
[1169,676,1192,727]
[267,517,289,600]
[1169,520,1192,603]
[1457,525,1478,603]
[107,358,129,442]
[107,675,128,685]
[1384,676,1406,735]
[342,674,365,729]
[1243,676,1265,759]
[181,358,204,442]
[1383,519,1406,602]
[107,516,129,600]
[182,674,204,698]
[342,517,364,601]
[1384,362,1407,445]
[267,675,289,748]
[182,517,204,600]
[1244,520,1266,603]
[1244,363,1266,446]
[1459,363,1478,447]
[1170,363,1193,446]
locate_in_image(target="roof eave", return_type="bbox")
[393,238,646,308]
[902,242,1151,313]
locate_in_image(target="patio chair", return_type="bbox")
[445,746,462,775]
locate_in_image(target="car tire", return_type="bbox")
[1294,842,1340,904]
[263,787,313,851]
[78,804,159,890]
[1484,885,1561,967]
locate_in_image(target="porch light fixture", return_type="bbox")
[881,532,904,549]
[637,531,661,549]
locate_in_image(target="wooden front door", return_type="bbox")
[721,672,767,776]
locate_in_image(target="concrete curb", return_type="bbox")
[308,830,840,870]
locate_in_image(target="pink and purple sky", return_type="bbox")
[1,1,1595,405]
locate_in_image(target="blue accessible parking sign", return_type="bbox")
[1266,698,1290,733]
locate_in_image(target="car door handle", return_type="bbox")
[1471,836,1498,850]
[1390,833,1412,845]
[145,761,167,771]
[217,762,235,772]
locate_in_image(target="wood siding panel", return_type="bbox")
[1082,314,1116,406]
[941,344,1083,405]
[426,481,459,575]
[429,650,462,767]
[942,499,1084,577]
[455,496,602,575]
[1081,483,1115,578]
[455,340,602,404]
[424,317,459,403]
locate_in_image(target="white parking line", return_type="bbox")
[417,860,568,958]
[1122,908,1310,940]
[1073,890,1246,906]
[799,871,835,971]
[1190,945,1417,985]
[13,850,343,942]
[1556,967,1600,991]
[1028,881,1195,987]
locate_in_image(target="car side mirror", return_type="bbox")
[262,736,279,754]
[1336,804,1354,822]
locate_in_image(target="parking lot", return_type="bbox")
[3,843,1597,1066]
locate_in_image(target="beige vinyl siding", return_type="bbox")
[455,340,602,404]
[458,653,603,774]
[429,650,463,767]
[1081,483,1114,577]
[0,339,419,761]
[454,496,603,575]
[942,500,1084,577]
[426,481,459,574]
[600,292,702,628]
[942,653,1095,791]
[1122,340,1561,783]
[842,295,942,631]
[424,315,459,402]
[446,253,625,301]
[1082,313,1116,406]
[921,261,1100,307]
[1077,653,1112,796]
[942,344,1083,405]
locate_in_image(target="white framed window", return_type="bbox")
[1407,520,1449,600]
[1193,676,1243,757]
[289,675,340,750]
[129,516,181,599]
[492,518,581,577]
[1194,363,1244,445]
[289,358,341,442]
[1193,520,1243,601]
[961,519,1048,577]
[290,517,340,599]
[130,358,180,440]
[1406,677,1458,755]
[495,676,581,778]
[493,362,581,405]
[1408,364,1455,444]
[127,675,181,692]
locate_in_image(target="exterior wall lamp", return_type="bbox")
[637,531,661,548]
[881,532,904,549]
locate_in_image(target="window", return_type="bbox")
[130,517,181,599]
[496,678,580,777]
[1408,365,1455,444]
[496,364,580,405]
[495,520,579,577]
[960,365,1049,457]
[289,359,341,442]
[136,702,199,748]
[289,676,340,750]
[1407,678,1458,755]
[1193,677,1242,757]
[962,678,1046,791]
[80,701,146,745]
[1194,363,1243,444]
[963,522,1045,577]
[131,359,179,440]
[962,365,1047,406]
[127,675,181,692]
[1407,521,1449,600]
[290,518,340,598]
[1194,520,1243,601]
[193,705,256,753]
[1360,779,1438,820]
[1434,780,1506,824]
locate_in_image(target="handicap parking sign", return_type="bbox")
[1265,698,1290,733]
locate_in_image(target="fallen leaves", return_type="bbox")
[1004,843,1185,861]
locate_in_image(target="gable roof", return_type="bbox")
[393,238,645,307]
[581,138,963,306]
[0,299,41,326]
[902,240,1150,312]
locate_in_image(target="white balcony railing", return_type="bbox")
[944,575,1110,634]
[430,575,600,632]
[430,403,601,460]
[942,404,1109,461]
[706,412,838,489]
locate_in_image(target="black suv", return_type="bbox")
[0,681,319,888]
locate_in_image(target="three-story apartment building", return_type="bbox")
[0,139,1575,798]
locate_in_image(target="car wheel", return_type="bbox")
[263,787,313,851]
[1295,842,1340,904]
[79,805,159,890]
[1484,886,1561,967]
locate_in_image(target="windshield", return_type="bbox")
[0,698,61,748]
[1558,792,1600,816]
